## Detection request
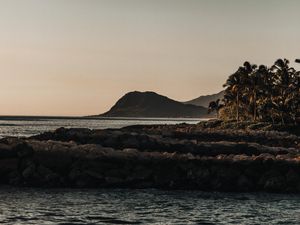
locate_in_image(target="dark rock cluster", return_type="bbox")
[0,122,300,192]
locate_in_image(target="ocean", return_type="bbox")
[0,116,202,138]
[0,116,299,225]
[0,188,299,225]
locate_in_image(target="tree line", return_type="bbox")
[209,59,300,125]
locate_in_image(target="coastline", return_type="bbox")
[0,115,208,121]
[0,120,299,193]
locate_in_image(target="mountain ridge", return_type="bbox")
[99,91,209,118]
[183,90,224,107]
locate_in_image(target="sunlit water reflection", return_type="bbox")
[0,117,202,137]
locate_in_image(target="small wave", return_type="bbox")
[58,218,94,225]
[58,223,97,225]
[6,215,40,222]
[0,123,20,127]
[193,221,216,225]
[85,216,142,224]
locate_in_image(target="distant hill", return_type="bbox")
[184,91,224,107]
[99,91,209,118]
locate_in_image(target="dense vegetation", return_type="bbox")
[209,59,300,125]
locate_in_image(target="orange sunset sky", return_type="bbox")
[0,0,300,116]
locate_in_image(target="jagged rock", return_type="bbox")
[0,158,19,183]
[237,175,254,191]
[130,165,152,180]
[22,164,36,179]
[263,176,286,192]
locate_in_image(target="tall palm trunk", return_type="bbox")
[281,112,285,125]
[253,91,257,121]
[236,90,239,122]
[271,114,275,125]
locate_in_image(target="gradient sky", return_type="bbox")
[1,0,300,116]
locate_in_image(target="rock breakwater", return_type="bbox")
[0,121,299,192]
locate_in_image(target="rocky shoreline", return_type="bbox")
[0,120,299,192]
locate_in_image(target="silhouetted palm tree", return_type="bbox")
[244,63,262,121]
[223,62,255,122]
[270,59,296,124]
[220,58,299,125]
[208,99,223,118]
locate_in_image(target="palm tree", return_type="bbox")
[208,99,223,118]
[257,98,276,124]
[221,58,299,125]
[223,72,241,122]
[286,71,300,124]
[244,63,263,121]
[223,61,255,122]
[270,59,296,124]
[256,66,274,122]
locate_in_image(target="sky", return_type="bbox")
[0,0,300,116]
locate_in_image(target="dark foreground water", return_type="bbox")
[0,188,299,225]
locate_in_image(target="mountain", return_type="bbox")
[99,91,208,118]
[184,90,224,107]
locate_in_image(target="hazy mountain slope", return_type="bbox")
[184,91,224,107]
[99,91,208,118]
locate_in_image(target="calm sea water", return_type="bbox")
[0,116,202,138]
[0,117,299,224]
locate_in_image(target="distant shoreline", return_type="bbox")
[0,115,209,122]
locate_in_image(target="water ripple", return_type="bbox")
[0,188,299,224]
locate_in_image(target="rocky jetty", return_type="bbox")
[0,120,300,192]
